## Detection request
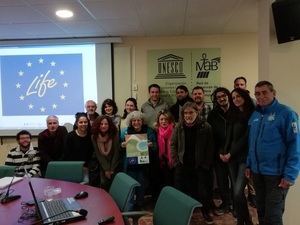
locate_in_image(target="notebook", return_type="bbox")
[28,180,86,224]
[0,177,23,189]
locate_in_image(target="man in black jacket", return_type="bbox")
[170,85,193,122]
[207,87,233,214]
[38,115,68,176]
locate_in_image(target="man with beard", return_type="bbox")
[172,102,215,224]
[85,100,100,126]
[192,86,211,120]
[5,130,41,177]
[38,115,68,176]
[207,87,233,214]
[170,85,193,122]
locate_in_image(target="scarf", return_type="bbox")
[157,124,174,168]
[96,134,112,156]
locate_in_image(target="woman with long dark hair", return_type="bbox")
[64,113,94,183]
[221,88,255,225]
[101,99,121,130]
[64,112,93,164]
[120,98,138,130]
[91,115,120,190]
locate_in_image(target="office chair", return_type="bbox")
[123,186,202,225]
[45,161,85,183]
[109,172,141,212]
[0,165,16,178]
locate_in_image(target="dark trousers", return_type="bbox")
[127,167,149,208]
[229,162,251,224]
[215,160,231,207]
[174,164,213,214]
[253,173,288,225]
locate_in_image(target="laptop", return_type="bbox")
[28,180,86,224]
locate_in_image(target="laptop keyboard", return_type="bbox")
[44,200,73,220]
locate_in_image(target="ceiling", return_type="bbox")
[0,0,258,40]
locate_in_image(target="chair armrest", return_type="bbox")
[80,181,88,185]
[122,211,152,217]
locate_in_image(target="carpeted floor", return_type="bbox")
[137,198,258,225]
[189,202,258,225]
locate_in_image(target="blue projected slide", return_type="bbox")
[1,54,84,115]
[0,44,97,135]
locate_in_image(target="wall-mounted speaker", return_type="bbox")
[272,0,300,44]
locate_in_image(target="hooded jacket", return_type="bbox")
[247,99,300,183]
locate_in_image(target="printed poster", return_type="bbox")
[148,48,221,105]
[126,133,149,165]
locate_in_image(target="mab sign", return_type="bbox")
[196,53,221,78]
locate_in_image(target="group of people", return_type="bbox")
[4,77,300,225]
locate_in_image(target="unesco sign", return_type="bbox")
[155,54,186,79]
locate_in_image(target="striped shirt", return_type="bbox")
[5,144,41,177]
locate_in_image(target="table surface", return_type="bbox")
[0,177,124,225]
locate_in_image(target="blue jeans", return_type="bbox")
[253,173,288,225]
[229,162,251,224]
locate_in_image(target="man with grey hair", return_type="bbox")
[38,115,68,176]
[85,100,99,126]
[246,81,300,225]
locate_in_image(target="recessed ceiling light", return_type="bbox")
[56,9,74,18]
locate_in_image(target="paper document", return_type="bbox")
[0,177,23,189]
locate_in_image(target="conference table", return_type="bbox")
[0,177,125,225]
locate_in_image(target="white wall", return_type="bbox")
[257,1,300,223]
[269,34,300,225]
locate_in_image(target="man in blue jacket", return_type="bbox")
[246,81,300,225]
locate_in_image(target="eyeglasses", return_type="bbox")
[19,136,30,140]
[216,94,228,100]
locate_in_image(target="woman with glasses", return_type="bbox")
[120,111,157,209]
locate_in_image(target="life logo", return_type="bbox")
[196,53,221,78]
[155,54,186,79]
